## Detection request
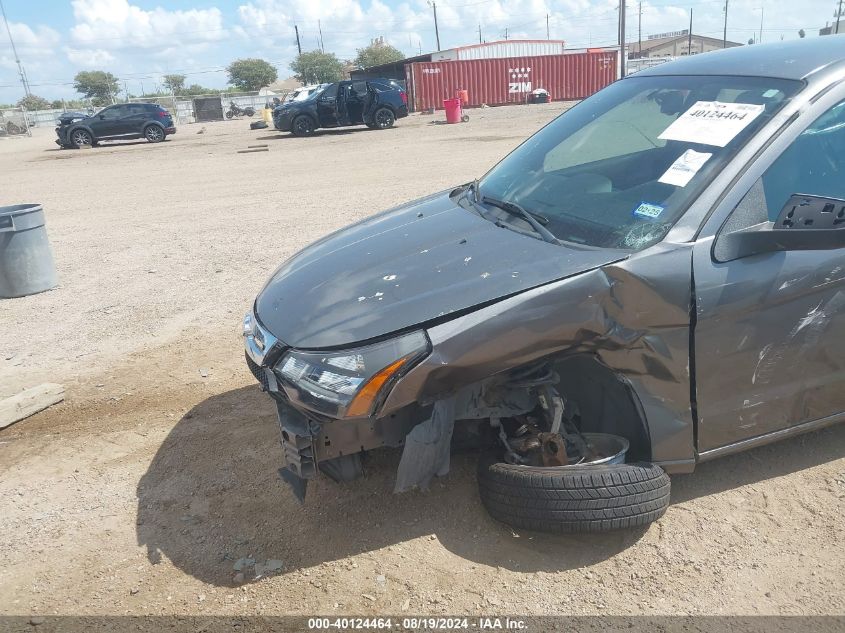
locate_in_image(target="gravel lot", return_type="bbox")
[0,104,844,621]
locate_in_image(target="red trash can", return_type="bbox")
[443,98,462,124]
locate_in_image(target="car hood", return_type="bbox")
[57,112,89,124]
[256,190,628,349]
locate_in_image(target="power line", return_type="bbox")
[0,0,29,96]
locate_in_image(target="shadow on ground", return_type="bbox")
[136,385,845,587]
[255,128,392,141]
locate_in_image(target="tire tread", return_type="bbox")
[478,455,671,534]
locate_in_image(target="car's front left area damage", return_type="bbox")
[245,239,693,526]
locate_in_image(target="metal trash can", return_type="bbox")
[0,204,59,298]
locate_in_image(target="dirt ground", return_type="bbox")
[1,104,844,621]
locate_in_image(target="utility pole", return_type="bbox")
[638,2,642,56]
[0,0,30,97]
[294,24,302,55]
[504,27,509,40]
[723,0,729,47]
[758,7,764,43]
[318,20,324,52]
[124,80,128,102]
[478,23,482,44]
[546,13,550,39]
[837,0,844,34]
[429,1,441,51]
[688,9,693,54]
[618,0,627,77]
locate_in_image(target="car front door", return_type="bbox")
[315,83,340,127]
[692,91,845,453]
[114,104,149,136]
[89,105,124,137]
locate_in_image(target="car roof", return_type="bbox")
[634,35,845,82]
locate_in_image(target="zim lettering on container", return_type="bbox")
[508,67,532,94]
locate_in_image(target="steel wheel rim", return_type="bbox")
[72,130,90,146]
[146,127,163,141]
[376,110,392,128]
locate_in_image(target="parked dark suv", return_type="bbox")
[272,79,408,136]
[55,103,176,148]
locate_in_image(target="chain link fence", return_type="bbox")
[0,107,31,138]
[128,92,291,125]
[3,91,296,136]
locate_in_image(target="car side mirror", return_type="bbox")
[714,194,845,262]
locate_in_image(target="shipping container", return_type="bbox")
[431,40,567,62]
[406,51,617,112]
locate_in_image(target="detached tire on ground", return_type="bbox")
[477,456,670,533]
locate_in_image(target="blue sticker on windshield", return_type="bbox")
[633,202,665,220]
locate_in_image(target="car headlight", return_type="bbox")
[275,330,430,418]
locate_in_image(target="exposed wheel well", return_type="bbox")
[549,354,652,462]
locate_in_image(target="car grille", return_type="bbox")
[245,352,269,391]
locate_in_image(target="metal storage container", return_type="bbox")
[406,51,617,112]
[0,204,58,299]
[431,40,568,62]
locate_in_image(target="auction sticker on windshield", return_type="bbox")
[658,149,713,187]
[658,101,765,147]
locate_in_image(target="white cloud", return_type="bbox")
[0,0,838,105]
[69,0,226,51]
[65,47,116,67]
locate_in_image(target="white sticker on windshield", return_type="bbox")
[658,149,713,187]
[658,101,765,147]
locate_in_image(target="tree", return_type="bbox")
[73,70,120,106]
[798,28,806,38]
[353,41,404,69]
[163,74,186,95]
[17,94,50,110]
[226,58,278,91]
[181,84,220,96]
[290,50,344,84]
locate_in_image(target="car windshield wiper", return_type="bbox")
[480,196,560,245]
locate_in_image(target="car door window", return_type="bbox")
[98,106,122,120]
[722,99,845,233]
[320,83,338,100]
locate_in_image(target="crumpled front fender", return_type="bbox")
[382,242,696,470]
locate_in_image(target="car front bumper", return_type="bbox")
[272,110,293,131]
[244,319,421,490]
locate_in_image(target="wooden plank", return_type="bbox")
[0,383,65,430]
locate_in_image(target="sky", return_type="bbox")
[0,0,839,104]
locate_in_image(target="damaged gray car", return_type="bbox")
[244,38,845,533]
